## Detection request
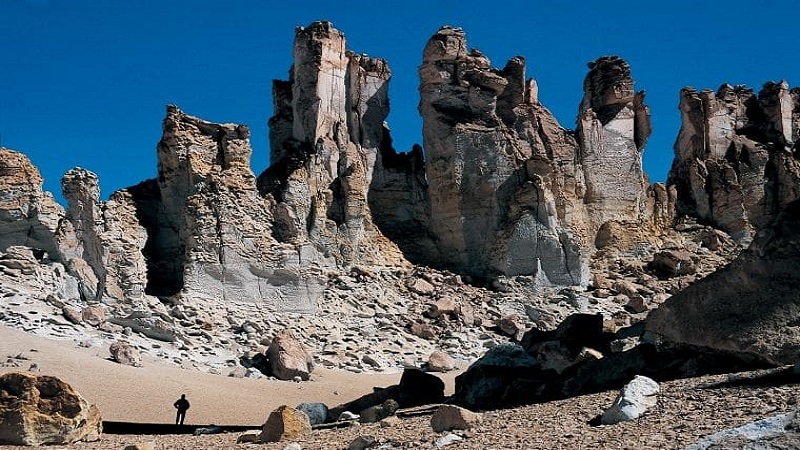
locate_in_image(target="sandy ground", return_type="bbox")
[3,324,800,449]
[0,324,459,426]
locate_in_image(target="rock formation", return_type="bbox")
[258,21,406,267]
[646,198,800,365]
[577,57,652,226]
[668,82,800,242]
[417,27,664,285]
[125,105,323,309]
[0,372,102,445]
[0,148,63,260]
[60,168,149,302]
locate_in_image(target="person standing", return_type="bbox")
[173,394,190,425]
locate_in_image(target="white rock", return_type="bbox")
[434,433,463,447]
[600,375,659,424]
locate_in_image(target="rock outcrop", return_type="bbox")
[0,148,64,260]
[646,198,800,365]
[668,82,800,242]
[0,372,102,446]
[60,168,149,302]
[417,27,664,285]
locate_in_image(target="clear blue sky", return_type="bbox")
[2,0,798,202]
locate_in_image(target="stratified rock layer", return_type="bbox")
[668,82,800,242]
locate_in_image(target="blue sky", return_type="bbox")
[2,0,798,202]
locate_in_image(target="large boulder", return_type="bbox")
[267,330,315,381]
[452,343,541,410]
[646,199,800,365]
[258,405,311,443]
[0,372,102,445]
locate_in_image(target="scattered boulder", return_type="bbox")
[396,369,445,407]
[426,297,457,318]
[295,402,328,426]
[359,399,399,423]
[259,405,312,443]
[267,330,314,381]
[452,343,541,410]
[108,312,178,342]
[109,340,142,367]
[648,250,696,278]
[236,432,260,443]
[427,350,456,372]
[600,375,659,425]
[407,278,435,295]
[347,434,377,450]
[61,305,83,324]
[0,372,102,445]
[431,404,482,432]
[338,411,359,422]
[81,305,106,326]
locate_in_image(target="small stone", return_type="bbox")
[81,305,106,326]
[338,411,359,421]
[434,433,463,447]
[123,442,155,450]
[236,433,260,443]
[347,434,377,450]
[431,405,482,432]
[109,340,141,367]
[296,402,329,425]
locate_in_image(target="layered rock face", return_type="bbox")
[258,21,405,266]
[142,106,320,309]
[417,27,658,284]
[60,168,149,302]
[0,148,63,259]
[668,82,800,242]
[646,198,800,365]
[577,56,652,227]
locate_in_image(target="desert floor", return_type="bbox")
[2,324,799,449]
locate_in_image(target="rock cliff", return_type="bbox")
[668,82,800,242]
[3,21,800,386]
[418,27,662,285]
[138,105,322,309]
[258,21,406,267]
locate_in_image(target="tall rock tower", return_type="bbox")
[258,21,405,266]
